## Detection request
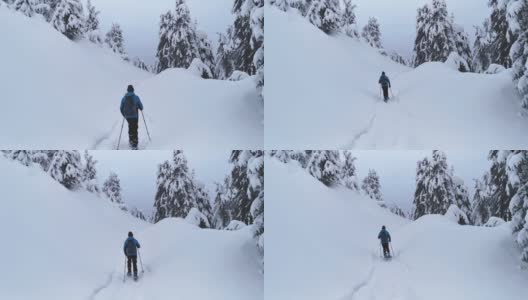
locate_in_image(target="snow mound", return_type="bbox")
[266,158,528,300]
[187,58,213,79]
[445,52,470,72]
[228,70,250,81]
[484,217,506,227]
[226,220,247,230]
[184,207,211,228]
[0,6,262,149]
[485,64,507,74]
[266,6,528,149]
[444,204,470,225]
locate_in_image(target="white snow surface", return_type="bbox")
[266,158,528,300]
[266,7,528,149]
[0,158,262,300]
[0,6,262,150]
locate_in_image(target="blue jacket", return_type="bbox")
[120,92,144,119]
[378,229,391,244]
[124,237,141,256]
[379,74,391,88]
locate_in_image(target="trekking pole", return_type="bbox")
[138,249,145,273]
[390,243,395,257]
[141,110,152,142]
[116,118,125,150]
[123,257,126,282]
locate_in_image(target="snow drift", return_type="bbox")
[0,157,262,300]
[266,158,528,300]
[266,7,528,149]
[0,6,262,149]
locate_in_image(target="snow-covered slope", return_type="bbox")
[266,159,528,300]
[0,7,262,149]
[0,158,262,300]
[266,7,528,149]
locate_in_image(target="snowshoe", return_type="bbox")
[133,274,138,281]
[127,272,132,277]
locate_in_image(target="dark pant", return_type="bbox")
[382,242,390,257]
[126,118,138,147]
[382,86,389,101]
[127,255,138,275]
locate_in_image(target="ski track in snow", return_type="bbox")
[339,264,376,300]
[88,272,114,300]
[344,114,377,149]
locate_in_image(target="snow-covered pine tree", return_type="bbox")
[306,0,342,35]
[50,0,85,40]
[306,150,341,187]
[412,151,456,220]
[290,0,312,16]
[13,0,39,17]
[452,23,473,71]
[471,174,492,225]
[362,169,383,203]
[102,172,124,207]
[212,176,235,229]
[389,204,407,218]
[228,150,264,224]
[196,30,216,77]
[156,0,202,72]
[362,17,382,48]
[445,204,470,225]
[132,57,149,72]
[413,0,457,67]
[472,21,493,73]
[82,150,99,194]
[5,150,34,166]
[453,176,472,223]
[508,0,528,110]
[153,151,212,224]
[269,0,289,11]
[488,0,513,68]
[129,207,147,222]
[341,151,359,190]
[268,150,292,163]
[342,0,359,38]
[215,31,235,79]
[105,23,128,61]
[487,150,515,221]
[48,150,83,190]
[506,151,528,262]
[252,0,264,101]
[40,0,60,21]
[84,0,102,44]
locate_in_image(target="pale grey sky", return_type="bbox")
[90,150,232,217]
[89,0,234,65]
[352,150,491,214]
[354,0,489,59]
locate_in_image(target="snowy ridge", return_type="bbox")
[266,7,528,149]
[0,6,262,149]
[266,158,528,300]
[0,157,262,300]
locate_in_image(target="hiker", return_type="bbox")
[378,225,391,258]
[378,72,391,102]
[120,85,144,149]
[124,231,141,280]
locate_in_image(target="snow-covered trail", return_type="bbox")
[266,7,528,149]
[267,159,528,300]
[0,7,263,150]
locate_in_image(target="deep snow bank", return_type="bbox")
[0,6,262,149]
[266,7,528,149]
[266,158,528,300]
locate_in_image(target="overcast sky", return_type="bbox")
[89,0,234,65]
[352,151,491,214]
[91,150,232,217]
[354,0,490,59]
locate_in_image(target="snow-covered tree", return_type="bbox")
[362,17,382,48]
[82,150,99,194]
[445,204,470,225]
[341,151,359,190]
[50,0,85,40]
[472,21,493,73]
[48,151,83,190]
[413,0,458,67]
[508,0,528,110]
[306,0,342,35]
[196,30,216,76]
[453,176,472,223]
[185,207,211,228]
[215,31,235,79]
[488,0,513,68]
[306,150,341,187]
[471,175,492,225]
[5,150,34,166]
[153,151,213,224]
[362,169,383,203]
[188,58,213,79]
[445,52,470,72]
[269,0,289,11]
[342,0,359,38]
[13,0,41,17]
[105,23,128,61]
[452,23,473,71]
[102,172,123,205]
[129,207,147,222]
[84,0,102,44]
[212,176,235,229]
[412,151,456,220]
[487,150,515,221]
[132,57,149,72]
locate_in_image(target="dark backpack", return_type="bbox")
[125,238,137,256]
[123,95,137,116]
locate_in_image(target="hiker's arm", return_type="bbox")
[388,79,391,88]
[137,96,144,111]
[120,97,125,115]
[136,240,141,248]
